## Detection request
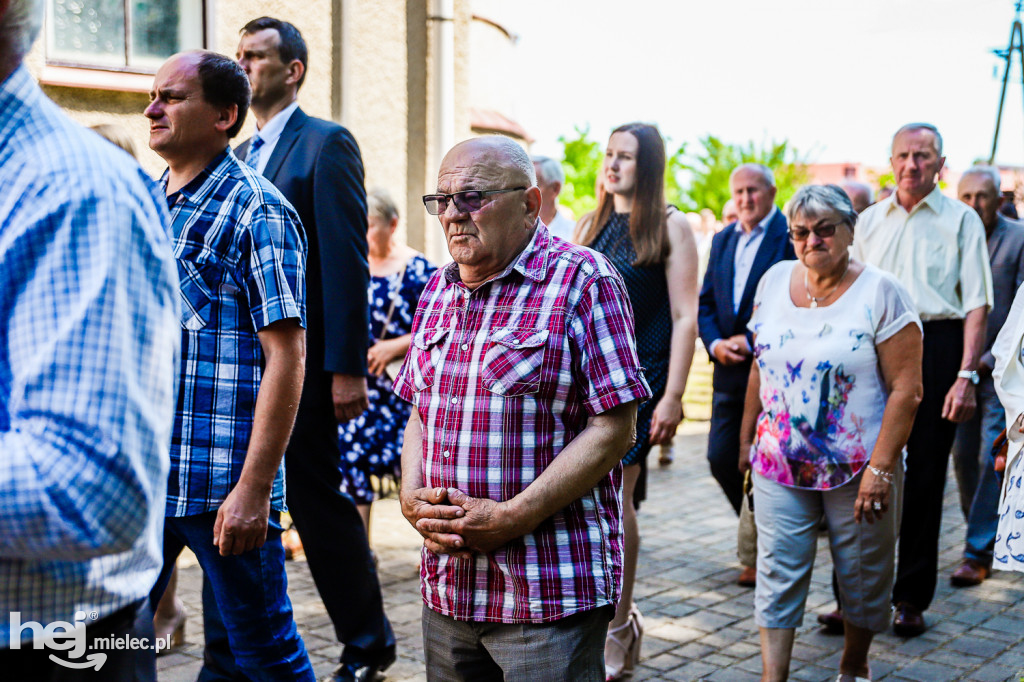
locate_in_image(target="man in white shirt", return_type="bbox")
[851,123,993,636]
[532,155,577,241]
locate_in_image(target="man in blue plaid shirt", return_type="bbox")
[145,50,314,680]
[0,1,179,679]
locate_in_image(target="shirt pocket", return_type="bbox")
[481,328,549,397]
[176,258,215,330]
[409,327,450,392]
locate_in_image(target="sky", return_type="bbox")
[475,0,1024,172]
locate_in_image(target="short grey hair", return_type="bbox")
[367,187,399,224]
[0,0,44,63]
[494,136,536,186]
[893,122,943,157]
[960,165,1002,194]
[785,184,858,229]
[531,155,565,187]
[730,163,775,189]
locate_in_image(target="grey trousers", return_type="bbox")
[421,604,612,681]
[753,465,903,633]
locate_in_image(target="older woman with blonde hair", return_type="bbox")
[740,184,923,681]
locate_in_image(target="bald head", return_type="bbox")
[840,181,874,214]
[440,136,537,190]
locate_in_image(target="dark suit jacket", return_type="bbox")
[982,213,1024,367]
[698,209,795,394]
[238,108,370,377]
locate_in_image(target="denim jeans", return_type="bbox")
[149,511,314,681]
[951,376,1004,565]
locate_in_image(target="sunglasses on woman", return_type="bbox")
[788,222,846,241]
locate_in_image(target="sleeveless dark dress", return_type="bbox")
[589,211,671,505]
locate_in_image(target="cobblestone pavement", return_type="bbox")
[158,422,1024,681]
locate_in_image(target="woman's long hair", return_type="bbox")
[575,122,669,266]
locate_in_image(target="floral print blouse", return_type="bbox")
[748,261,921,490]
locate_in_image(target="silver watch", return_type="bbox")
[957,369,980,385]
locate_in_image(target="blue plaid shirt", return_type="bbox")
[0,66,180,645]
[164,149,306,517]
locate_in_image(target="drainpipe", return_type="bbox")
[432,0,455,168]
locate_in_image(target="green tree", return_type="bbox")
[557,126,602,218]
[677,135,811,218]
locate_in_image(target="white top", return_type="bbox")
[748,261,921,490]
[850,186,992,321]
[251,101,299,175]
[992,280,1024,572]
[545,210,576,242]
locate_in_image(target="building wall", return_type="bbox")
[23,0,507,266]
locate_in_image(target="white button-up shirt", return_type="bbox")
[250,100,299,175]
[851,186,992,321]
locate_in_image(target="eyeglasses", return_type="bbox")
[422,187,526,215]
[788,222,845,241]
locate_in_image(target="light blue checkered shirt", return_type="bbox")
[0,66,180,646]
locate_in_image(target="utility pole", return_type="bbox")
[990,1,1024,164]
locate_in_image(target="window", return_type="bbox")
[46,0,205,72]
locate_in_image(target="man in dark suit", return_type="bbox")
[698,164,795,586]
[226,17,395,682]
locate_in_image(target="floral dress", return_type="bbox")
[338,253,436,504]
[748,262,920,489]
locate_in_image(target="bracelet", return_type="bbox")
[867,464,894,485]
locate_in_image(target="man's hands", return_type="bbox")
[332,373,368,422]
[942,377,977,423]
[400,486,469,558]
[713,334,752,366]
[213,483,270,556]
[401,487,526,558]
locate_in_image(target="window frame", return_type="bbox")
[44,0,209,75]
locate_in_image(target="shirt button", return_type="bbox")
[512,339,520,345]
[451,397,458,404]
[443,450,451,458]
[461,344,469,350]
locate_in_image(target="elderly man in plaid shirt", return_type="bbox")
[144,50,314,680]
[397,136,651,680]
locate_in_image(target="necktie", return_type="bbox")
[246,135,265,172]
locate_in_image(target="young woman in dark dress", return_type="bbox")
[576,123,699,681]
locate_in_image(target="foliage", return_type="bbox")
[675,135,811,217]
[557,126,602,218]
[556,129,811,221]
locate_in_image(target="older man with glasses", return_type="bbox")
[395,135,650,680]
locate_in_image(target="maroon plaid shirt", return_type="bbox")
[395,224,650,623]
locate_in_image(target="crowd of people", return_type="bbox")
[2,1,1024,681]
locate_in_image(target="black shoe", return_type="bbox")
[892,602,926,637]
[325,651,396,682]
[816,609,844,635]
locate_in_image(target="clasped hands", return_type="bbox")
[400,486,523,559]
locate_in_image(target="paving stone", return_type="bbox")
[945,635,1007,658]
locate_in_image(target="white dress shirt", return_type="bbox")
[545,210,576,242]
[732,207,775,313]
[251,100,299,175]
[851,186,992,321]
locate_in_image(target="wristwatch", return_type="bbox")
[957,369,980,385]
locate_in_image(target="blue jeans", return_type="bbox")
[951,375,1004,564]
[149,511,314,681]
